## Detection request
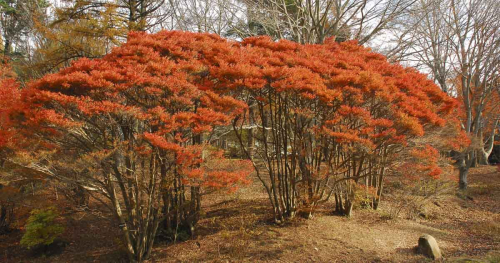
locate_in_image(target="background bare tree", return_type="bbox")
[167,0,244,36]
[388,0,500,189]
[236,0,417,44]
[383,0,454,92]
[0,0,48,56]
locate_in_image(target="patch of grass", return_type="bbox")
[456,191,469,200]
[468,183,496,196]
[470,221,500,242]
[484,251,500,263]
[451,251,500,263]
[418,210,439,220]
[377,209,395,221]
[215,219,259,260]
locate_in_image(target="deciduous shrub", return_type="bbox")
[208,36,462,221]
[10,31,252,262]
[1,30,467,261]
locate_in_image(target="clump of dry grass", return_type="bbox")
[467,182,496,196]
[383,178,454,220]
[451,251,500,263]
[214,214,260,260]
[470,220,500,242]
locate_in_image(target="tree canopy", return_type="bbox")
[1,30,468,261]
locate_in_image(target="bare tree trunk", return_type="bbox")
[478,149,490,165]
[459,166,468,190]
[110,185,136,262]
[247,105,255,159]
[3,38,10,56]
[458,151,474,190]
[479,122,498,165]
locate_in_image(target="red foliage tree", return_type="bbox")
[2,30,462,259]
[0,58,20,153]
[14,31,252,262]
[205,36,459,220]
[0,57,21,233]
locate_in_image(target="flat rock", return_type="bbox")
[417,234,442,260]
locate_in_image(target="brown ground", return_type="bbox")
[1,166,500,263]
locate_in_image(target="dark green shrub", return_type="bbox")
[20,207,64,249]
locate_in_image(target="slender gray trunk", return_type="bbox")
[479,122,497,165]
[247,105,255,159]
[459,166,468,190]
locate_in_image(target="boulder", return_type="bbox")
[417,234,442,260]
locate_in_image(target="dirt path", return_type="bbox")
[151,166,500,262]
[1,166,499,262]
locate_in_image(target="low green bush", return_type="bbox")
[20,207,64,249]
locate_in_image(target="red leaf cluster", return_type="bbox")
[3,30,462,198]
[0,58,20,149]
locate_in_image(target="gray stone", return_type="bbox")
[418,234,442,260]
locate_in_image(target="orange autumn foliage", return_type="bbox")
[1,30,462,230]
[0,58,20,150]
[5,31,255,261]
[20,31,252,191]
